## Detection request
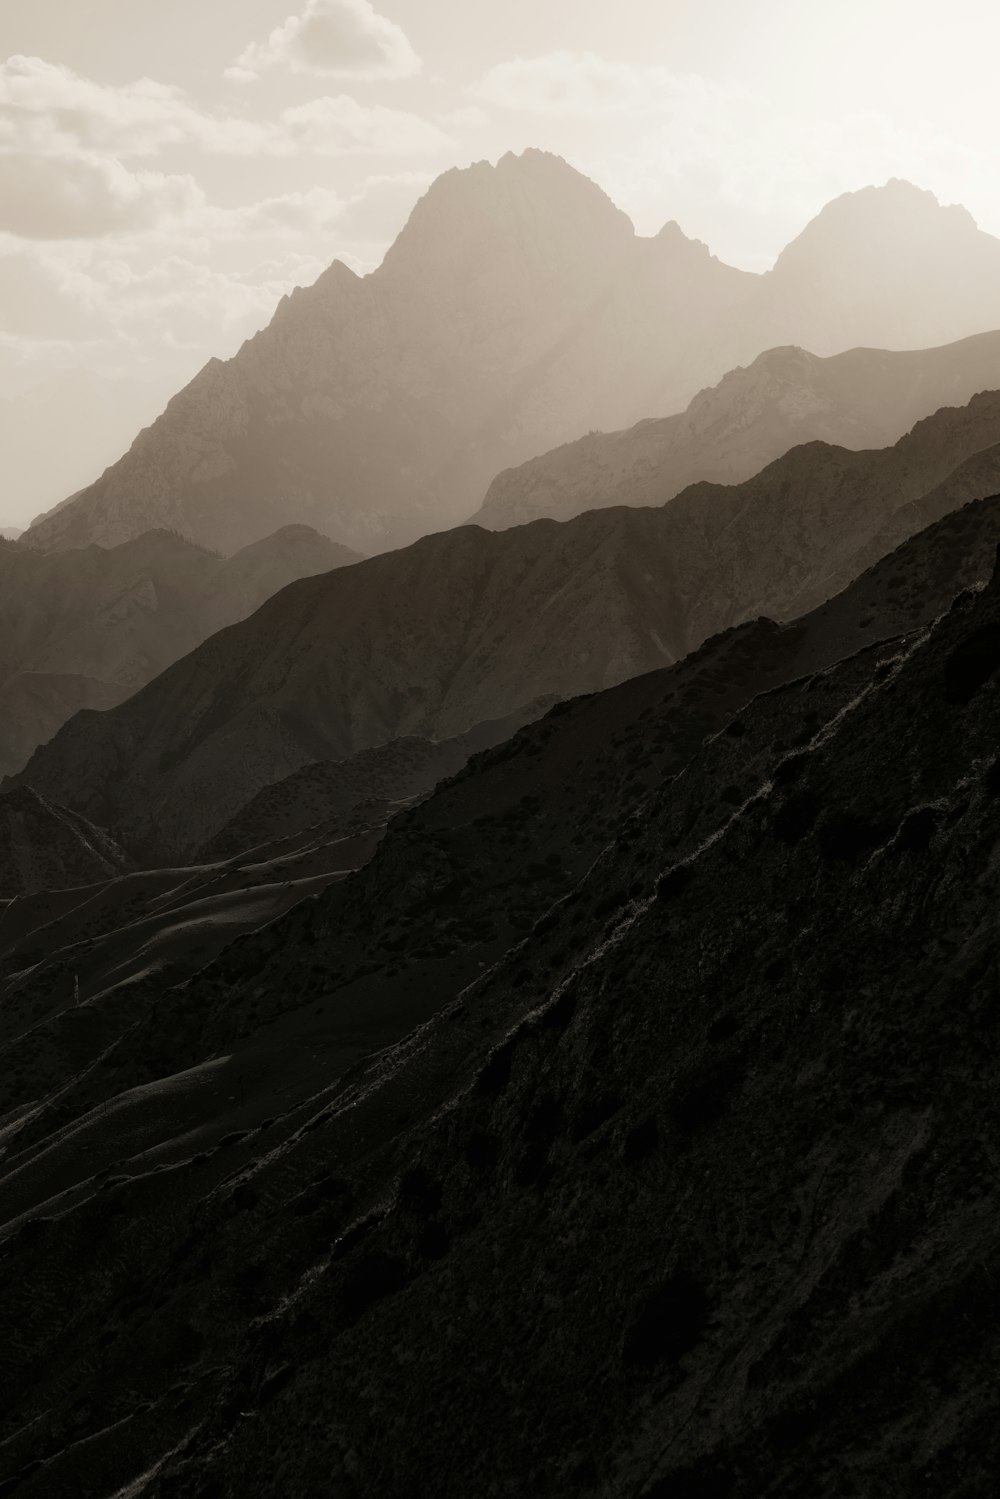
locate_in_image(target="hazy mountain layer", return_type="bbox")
[14,394,1000,859]
[0,525,358,775]
[4,499,1000,1495]
[21,158,1000,557]
[474,331,1000,529]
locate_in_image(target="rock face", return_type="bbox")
[473,331,1000,529]
[13,393,1000,860]
[6,500,1000,1496]
[0,525,358,775]
[0,786,131,897]
[21,157,1000,557]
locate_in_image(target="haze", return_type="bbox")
[1,0,998,525]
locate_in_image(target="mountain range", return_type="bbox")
[4,486,1000,1494]
[18,154,1000,559]
[0,524,357,776]
[13,389,1000,860]
[473,330,1000,529]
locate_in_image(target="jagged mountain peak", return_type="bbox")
[377,149,635,285]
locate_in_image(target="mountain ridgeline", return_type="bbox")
[20,155,1000,558]
[12,389,1000,859]
[0,525,358,776]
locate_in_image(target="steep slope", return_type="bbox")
[22,161,1000,558]
[5,505,1000,1495]
[0,787,131,897]
[474,331,1000,529]
[0,525,358,775]
[14,394,1000,859]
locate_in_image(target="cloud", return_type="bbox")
[228,0,421,83]
[281,96,449,156]
[0,153,202,239]
[0,54,263,157]
[474,51,720,119]
[0,55,448,164]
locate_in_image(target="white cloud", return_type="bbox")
[474,52,721,119]
[281,95,450,156]
[0,152,202,240]
[228,0,421,83]
[0,54,265,157]
[0,55,448,165]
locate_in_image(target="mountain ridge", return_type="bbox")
[21,154,1000,558]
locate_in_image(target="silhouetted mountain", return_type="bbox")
[14,393,1000,859]
[0,524,359,775]
[5,498,1000,1495]
[474,331,1000,529]
[0,786,131,898]
[21,157,1000,557]
[0,528,21,541]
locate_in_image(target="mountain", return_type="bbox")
[21,151,754,557]
[0,524,359,776]
[0,528,20,541]
[13,392,1000,860]
[198,701,556,862]
[473,331,1000,529]
[20,156,1000,558]
[0,787,132,898]
[752,177,1000,355]
[5,498,1000,1494]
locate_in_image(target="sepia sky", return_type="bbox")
[1,0,999,520]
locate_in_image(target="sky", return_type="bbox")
[1,0,999,523]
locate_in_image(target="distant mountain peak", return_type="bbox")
[776,178,985,270]
[378,148,635,283]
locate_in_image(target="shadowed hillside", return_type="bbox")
[4,498,1000,1494]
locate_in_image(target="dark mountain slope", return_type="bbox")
[0,525,358,775]
[0,787,132,898]
[473,330,1000,530]
[4,511,1000,1494]
[198,700,555,862]
[13,393,1000,860]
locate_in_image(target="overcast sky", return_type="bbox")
[1,0,999,521]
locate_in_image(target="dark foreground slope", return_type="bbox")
[198,701,555,862]
[13,392,1000,858]
[0,788,132,898]
[4,502,1000,1495]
